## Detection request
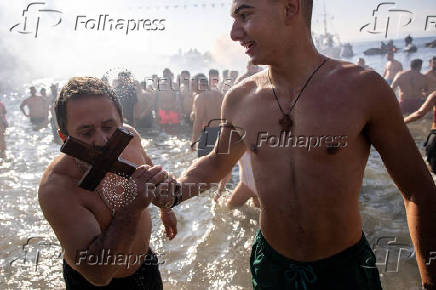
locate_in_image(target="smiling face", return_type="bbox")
[230,0,284,65]
[61,95,122,147]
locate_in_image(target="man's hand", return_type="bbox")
[123,165,168,213]
[160,208,177,240]
[152,178,177,209]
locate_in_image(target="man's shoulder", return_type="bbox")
[424,70,436,77]
[38,155,78,209]
[326,59,379,85]
[326,59,394,103]
[225,70,265,101]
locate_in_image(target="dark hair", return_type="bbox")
[55,77,123,135]
[411,59,423,71]
[192,73,209,92]
[209,69,219,76]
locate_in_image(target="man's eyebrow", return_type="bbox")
[76,124,93,131]
[233,4,255,16]
[101,118,116,125]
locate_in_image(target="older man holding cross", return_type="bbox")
[38,77,177,289]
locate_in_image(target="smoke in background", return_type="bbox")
[0,0,247,91]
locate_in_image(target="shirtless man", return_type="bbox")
[392,59,429,114]
[178,70,194,126]
[425,57,436,92]
[134,84,154,131]
[38,77,177,289]
[156,69,182,129]
[209,69,220,91]
[151,1,436,289]
[20,86,49,129]
[383,51,403,85]
[190,74,224,153]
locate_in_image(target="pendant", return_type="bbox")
[279,114,292,133]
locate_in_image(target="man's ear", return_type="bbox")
[283,0,300,25]
[58,130,67,142]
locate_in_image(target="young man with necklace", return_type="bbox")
[151,0,436,289]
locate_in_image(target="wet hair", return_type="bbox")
[55,77,123,135]
[209,69,219,76]
[410,59,422,71]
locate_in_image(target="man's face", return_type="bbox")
[230,0,283,65]
[64,95,122,147]
[30,87,36,95]
[209,73,219,87]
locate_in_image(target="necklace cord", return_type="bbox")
[268,57,329,116]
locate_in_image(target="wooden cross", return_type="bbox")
[60,127,137,191]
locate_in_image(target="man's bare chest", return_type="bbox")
[233,90,366,158]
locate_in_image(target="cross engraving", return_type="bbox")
[60,127,137,191]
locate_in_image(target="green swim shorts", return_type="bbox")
[250,230,382,290]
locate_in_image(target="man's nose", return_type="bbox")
[93,131,109,147]
[230,21,244,42]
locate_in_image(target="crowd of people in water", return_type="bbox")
[1,54,435,172]
[0,5,435,286]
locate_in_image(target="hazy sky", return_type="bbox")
[1,0,435,81]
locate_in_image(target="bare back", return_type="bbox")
[393,70,427,101]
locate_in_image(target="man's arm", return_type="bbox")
[152,88,248,209]
[391,72,401,91]
[38,166,164,286]
[364,71,436,288]
[383,63,388,78]
[404,91,436,124]
[191,94,205,145]
[20,98,29,117]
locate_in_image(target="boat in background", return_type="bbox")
[425,39,436,48]
[313,3,353,59]
[364,40,398,56]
